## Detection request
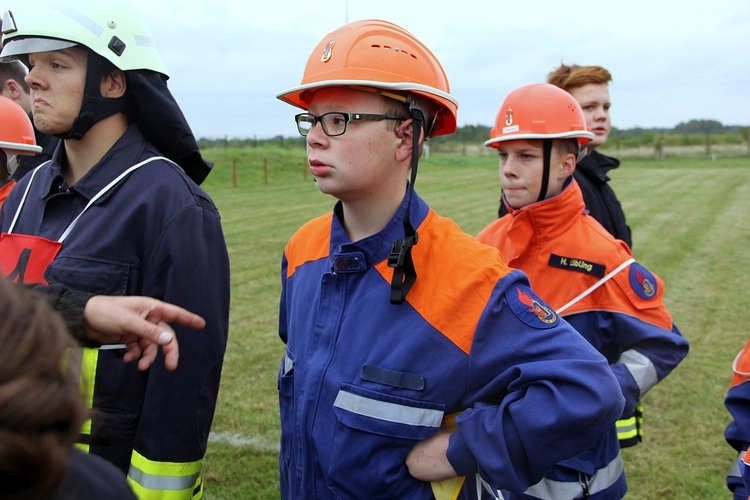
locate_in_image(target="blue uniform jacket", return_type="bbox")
[278,190,624,499]
[0,125,229,497]
[725,337,750,499]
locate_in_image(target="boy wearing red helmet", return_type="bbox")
[276,20,625,499]
[477,83,688,499]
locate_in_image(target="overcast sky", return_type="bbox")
[123,0,748,139]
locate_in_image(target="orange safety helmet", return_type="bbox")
[485,83,594,148]
[0,95,41,156]
[276,19,458,138]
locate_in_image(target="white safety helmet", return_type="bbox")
[0,0,168,76]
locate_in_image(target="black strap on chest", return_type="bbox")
[388,111,422,305]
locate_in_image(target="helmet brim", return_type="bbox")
[484,130,594,148]
[0,37,77,62]
[0,141,43,156]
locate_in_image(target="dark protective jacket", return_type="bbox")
[572,150,631,247]
[0,125,229,499]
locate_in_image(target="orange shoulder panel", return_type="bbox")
[376,210,514,354]
[730,336,750,389]
[284,213,333,279]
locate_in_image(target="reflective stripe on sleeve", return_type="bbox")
[127,449,203,499]
[524,450,624,498]
[333,390,443,428]
[617,349,658,398]
[729,450,744,482]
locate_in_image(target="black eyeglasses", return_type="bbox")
[294,112,406,137]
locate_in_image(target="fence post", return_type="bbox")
[232,159,237,188]
[264,158,268,185]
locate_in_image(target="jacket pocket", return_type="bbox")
[327,383,444,499]
[46,256,131,295]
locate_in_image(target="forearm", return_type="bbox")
[27,283,95,346]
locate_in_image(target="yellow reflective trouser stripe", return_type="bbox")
[73,347,98,453]
[128,449,204,499]
[616,403,644,441]
[616,416,637,440]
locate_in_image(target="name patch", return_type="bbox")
[548,254,605,277]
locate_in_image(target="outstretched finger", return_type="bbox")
[145,303,206,331]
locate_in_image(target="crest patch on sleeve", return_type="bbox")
[628,262,658,300]
[506,284,559,329]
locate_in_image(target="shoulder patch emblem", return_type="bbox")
[507,285,558,328]
[548,254,605,277]
[629,262,657,300]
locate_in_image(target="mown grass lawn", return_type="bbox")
[198,149,750,499]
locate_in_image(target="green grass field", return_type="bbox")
[196,149,750,499]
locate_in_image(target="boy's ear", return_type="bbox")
[560,152,577,178]
[394,119,423,162]
[100,69,127,99]
[3,79,22,99]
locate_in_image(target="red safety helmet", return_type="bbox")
[276,19,457,138]
[485,83,593,148]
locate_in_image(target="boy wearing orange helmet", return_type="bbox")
[477,83,688,499]
[0,95,41,206]
[276,20,625,499]
[498,64,631,249]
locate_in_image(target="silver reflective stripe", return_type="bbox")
[617,349,658,398]
[524,450,624,499]
[477,473,502,499]
[333,390,442,428]
[283,354,293,376]
[98,344,126,350]
[128,465,200,491]
[617,420,636,434]
[729,449,746,480]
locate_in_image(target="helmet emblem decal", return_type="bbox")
[321,39,335,62]
[504,106,513,126]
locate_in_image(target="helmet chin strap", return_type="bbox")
[56,50,128,140]
[537,139,553,202]
[388,108,423,305]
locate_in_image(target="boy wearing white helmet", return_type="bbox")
[0,1,229,498]
[477,83,688,499]
[276,20,624,499]
[0,91,196,374]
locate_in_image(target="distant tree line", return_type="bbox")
[198,119,749,155]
